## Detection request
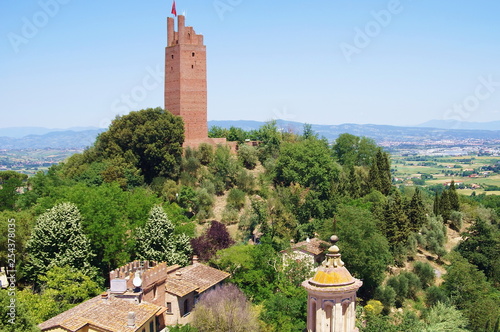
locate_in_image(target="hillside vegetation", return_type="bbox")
[1,108,499,332]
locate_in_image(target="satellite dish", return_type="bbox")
[133,271,142,288]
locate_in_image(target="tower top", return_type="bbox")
[303,235,362,291]
[167,15,204,47]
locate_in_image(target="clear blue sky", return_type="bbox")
[1,0,499,128]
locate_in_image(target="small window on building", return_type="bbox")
[149,321,154,332]
[171,54,174,59]
[192,52,195,57]
[191,65,194,69]
[183,299,190,316]
[166,302,172,313]
[171,67,173,71]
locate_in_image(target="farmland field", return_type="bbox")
[392,154,500,195]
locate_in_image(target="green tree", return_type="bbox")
[35,183,161,274]
[442,252,500,331]
[275,138,341,199]
[25,202,96,283]
[256,120,282,163]
[439,190,452,221]
[407,187,427,232]
[136,206,192,266]
[383,191,410,249]
[82,107,184,183]
[422,302,470,332]
[448,180,460,211]
[332,134,377,167]
[456,219,500,287]
[420,215,447,259]
[331,205,392,297]
[302,123,317,140]
[413,261,435,289]
[372,148,392,195]
[0,171,27,211]
[19,266,102,324]
[209,145,240,194]
[237,144,258,170]
[0,290,39,332]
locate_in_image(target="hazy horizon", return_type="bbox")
[2,1,499,129]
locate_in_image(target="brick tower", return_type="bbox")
[165,15,208,142]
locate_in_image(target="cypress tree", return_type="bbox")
[408,187,426,232]
[384,190,409,248]
[368,160,382,193]
[448,180,460,211]
[440,190,451,221]
[433,193,440,216]
[348,166,361,198]
[377,149,392,195]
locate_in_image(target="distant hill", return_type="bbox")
[417,120,500,131]
[0,127,101,139]
[208,120,500,143]
[1,120,500,150]
[0,129,105,149]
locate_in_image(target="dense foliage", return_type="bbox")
[2,117,500,331]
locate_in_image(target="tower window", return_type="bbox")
[171,67,173,71]
[192,52,195,57]
[191,65,194,69]
[171,55,174,59]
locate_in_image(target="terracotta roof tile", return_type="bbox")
[39,295,162,332]
[290,238,329,256]
[169,264,230,294]
[165,278,199,297]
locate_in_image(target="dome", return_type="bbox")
[303,235,362,291]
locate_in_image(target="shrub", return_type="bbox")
[227,188,246,211]
[364,300,384,316]
[162,179,180,202]
[425,286,448,307]
[191,221,234,261]
[237,144,258,170]
[235,168,255,193]
[374,285,396,312]
[197,143,214,165]
[193,188,214,221]
[449,210,463,232]
[191,284,259,332]
[221,207,239,225]
[413,261,435,289]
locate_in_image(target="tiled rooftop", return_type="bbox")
[166,263,230,295]
[38,294,163,332]
[290,238,329,256]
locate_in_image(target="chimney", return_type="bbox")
[127,312,136,327]
[175,271,182,280]
[192,255,199,265]
[101,292,109,303]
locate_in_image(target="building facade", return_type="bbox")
[302,236,363,332]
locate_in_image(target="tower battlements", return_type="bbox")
[167,16,204,47]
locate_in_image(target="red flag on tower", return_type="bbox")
[171,1,177,17]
